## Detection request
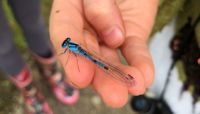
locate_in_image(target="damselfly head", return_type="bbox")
[62,37,71,48]
[66,37,71,42]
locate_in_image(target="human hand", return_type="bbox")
[49,0,158,108]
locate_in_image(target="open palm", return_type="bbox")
[50,0,158,108]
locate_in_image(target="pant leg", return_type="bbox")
[8,0,52,56]
[0,3,25,76]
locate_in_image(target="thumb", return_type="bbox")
[83,0,125,48]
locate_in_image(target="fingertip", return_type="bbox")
[141,60,154,87]
[96,82,128,108]
[130,86,146,96]
[102,89,128,108]
[93,68,128,108]
[121,37,154,88]
[127,67,146,96]
[130,56,154,88]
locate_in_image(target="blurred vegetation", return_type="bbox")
[150,0,186,38]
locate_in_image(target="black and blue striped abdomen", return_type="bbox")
[78,48,106,68]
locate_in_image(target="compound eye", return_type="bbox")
[66,37,71,42]
[62,40,68,48]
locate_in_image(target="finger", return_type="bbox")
[121,37,154,88]
[83,0,125,48]
[101,47,146,95]
[93,68,128,108]
[49,0,94,88]
[92,46,128,108]
[102,43,146,95]
[92,45,146,108]
[121,0,158,87]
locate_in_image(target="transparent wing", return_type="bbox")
[101,60,135,87]
[81,46,135,87]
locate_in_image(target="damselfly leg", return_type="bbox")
[60,37,135,87]
[73,53,80,72]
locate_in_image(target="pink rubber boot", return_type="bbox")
[9,67,53,114]
[32,53,79,105]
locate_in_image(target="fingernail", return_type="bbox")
[101,26,124,47]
